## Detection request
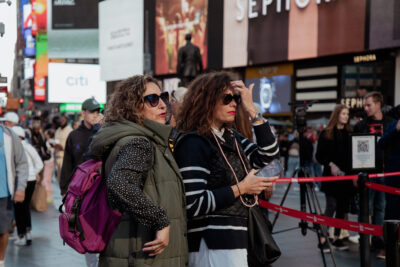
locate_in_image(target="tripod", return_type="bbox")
[271,101,337,267]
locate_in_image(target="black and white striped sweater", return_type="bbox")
[174,121,279,252]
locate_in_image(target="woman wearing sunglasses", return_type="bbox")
[174,72,279,267]
[88,75,187,267]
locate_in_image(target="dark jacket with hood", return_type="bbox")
[88,119,188,267]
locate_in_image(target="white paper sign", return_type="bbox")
[352,135,376,169]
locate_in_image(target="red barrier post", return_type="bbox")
[383,220,400,267]
[358,172,370,267]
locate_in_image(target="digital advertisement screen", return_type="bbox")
[48,63,106,103]
[155,0,208,75]
[47,0,99,59]
[245,75,291,114]
[51,0,98,29]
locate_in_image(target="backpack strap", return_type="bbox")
[68,196,85,241]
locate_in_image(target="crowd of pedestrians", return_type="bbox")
[0,72,399,267]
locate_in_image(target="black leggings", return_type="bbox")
[14,181,36,237]
[324,194,350,237]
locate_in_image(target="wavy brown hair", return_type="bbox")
[177,71,244,136]
[324,104,352,139]
[104,75,161,125]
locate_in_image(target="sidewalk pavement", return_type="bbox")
[4,181,386,266]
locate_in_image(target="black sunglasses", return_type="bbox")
[222,94,241,105]
[144,92,169,107]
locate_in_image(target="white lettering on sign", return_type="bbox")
[295,0,310,9]
[237,0,332,21]
[66,76,88,87]
[248,0,258,19]
[262,0,273,15]
[236,0,246,21]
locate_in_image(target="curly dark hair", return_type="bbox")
[104,75,161,125]
[177,71,246,136]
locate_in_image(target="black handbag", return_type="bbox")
[211,130,281,266]
[248,205,281,267]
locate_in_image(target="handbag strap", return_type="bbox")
[211,130,258,208]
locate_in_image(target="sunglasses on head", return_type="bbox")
[222,94,241,105]
[144,92,169,107]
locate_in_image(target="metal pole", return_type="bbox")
[383,220,400,267]
[358,172,370,267]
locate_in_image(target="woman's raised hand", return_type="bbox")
[230,80,257,117]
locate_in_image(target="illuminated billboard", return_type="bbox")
[155,0,208,75]
[48,63,106,103]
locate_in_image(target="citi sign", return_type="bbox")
[66,76,89,86]
[236,0,333,21]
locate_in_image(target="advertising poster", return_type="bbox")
[155,0,208,75]
[51,0,98,29]
[23,3,32,29]
[34,76,46,101]
[48,63,106,103]
[21,0,29,33]
[34,33,48,101]
[32,0,47,34]
[245,64,293,114]
[47,0,99,58]
[24,28,36,56]
[99,0,144,81]
[35,33,48,77]
[24,58,35,79]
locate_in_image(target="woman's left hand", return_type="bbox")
[230,80,257,117]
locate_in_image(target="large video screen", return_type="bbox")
[245,75,291,114]
[155,0,208,75]
[47,0,98,59]
[48,63,106,103]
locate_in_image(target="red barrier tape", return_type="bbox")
[271,171,400,184]
[259,200,383,237]
[369,171,400,179]
[366,182,400,196]
[274,175,357,183]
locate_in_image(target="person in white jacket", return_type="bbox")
[11,126,43,246]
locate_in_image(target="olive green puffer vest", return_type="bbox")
[90,119,188,267]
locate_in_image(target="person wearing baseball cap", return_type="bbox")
[0,112,19,127]
[60,97,103,266]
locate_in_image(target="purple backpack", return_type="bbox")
[59,159,122,254]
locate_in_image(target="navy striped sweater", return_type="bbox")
[174,121,279,251]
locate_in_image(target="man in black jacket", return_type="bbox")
[354,91,395,256]
[59,98,102,267]
[177,33,203,86]
[59,98,102,196]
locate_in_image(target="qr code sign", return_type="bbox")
[357,140,369,153]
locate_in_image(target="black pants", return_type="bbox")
[14,180,36,237]
[324,194,350,237]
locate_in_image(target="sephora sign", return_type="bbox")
[235,0,333,20]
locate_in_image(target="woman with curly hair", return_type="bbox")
[88,75,188,267]
[174,71,279,267]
